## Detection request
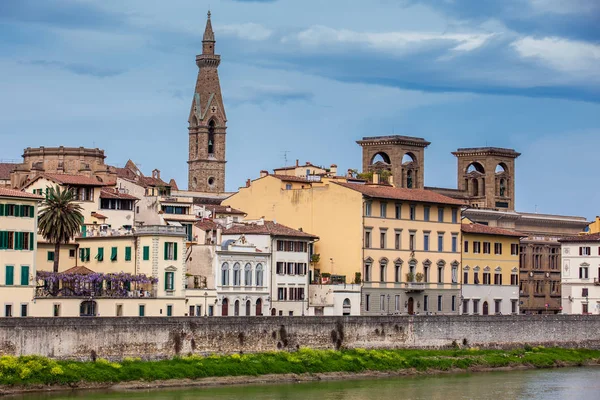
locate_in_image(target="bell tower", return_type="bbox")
[188,11,227,193]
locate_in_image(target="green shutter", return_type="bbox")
[0,204,4,216]
[164,242,168,260]
[173,242,178,261]
[29,206,35,218]
[85,248,91,262]
[110,247,117,261]
[143,246,149,261]
[20,205,25,217]
[15,232,21,251]
[125,246,132,261]
[79,248,84,261]
[21,266,29,286]
[29,232,34,250]
[164,271,168,290]
[96,247,104,261]
[48,251,54,261]
[5,266,14,286]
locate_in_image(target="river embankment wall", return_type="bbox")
[1,315,598,360]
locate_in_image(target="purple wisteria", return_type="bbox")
[36,271,158,298]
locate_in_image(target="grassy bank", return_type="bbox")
[0,347,599,387]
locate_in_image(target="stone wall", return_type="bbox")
[0,315,598,360]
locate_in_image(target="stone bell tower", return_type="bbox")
[187,11,227,193]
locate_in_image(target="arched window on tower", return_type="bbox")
[208,120,215,155]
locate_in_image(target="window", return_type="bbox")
[365,230,371,248]
[364,263,371,282]
[473,299,480,314]
[394,263,401,283]
[380,295,385,312]
[244,263,252,286]
[451,209,458,224]
[473,241,481,254]
[380,230,386,249]
[5,266,14,286]
[451,295,456,312]
[463,271,469,284]
[437,233,444,252]
[395,203,401,219]
[495,300,501,314]
[483,242,491,254]
[285,184,292,190]
[511,244,519,255]
[233,263,241,286]
[143,246,150,261]
[110,247,118,262]
[423,206,430,221]
[511,273,518,285]
[582,303,589,314]
[287,262,295,275]
[483,271,491,285]
[464,241,469,253]
[139,305,145,317]
[395,231,401,250]
[69,249,76,258]
[380,202,387,218]
[451,234,457,253]
[164,242,177,260]
[125,246,132,261]
[511,300,517,314]
[494,243,502,255]
[278,287,285,300]
[221,263,229,286]
[582,288,589,297]
[5,304,12,317]
[380,262,386,282]
[437,295,442,312]
[409,232,415,251]
[53,304,61,317]
[365,201,372,216]
[437,263,444,283]
[580,247,591,256]
[579,266,589,279]
[474,271,480,284]
[116,304,123,317]
[365,294,370,311]
[494,273,503,285]
[451,263,458,283]
[255,264,264,286]
[20,304,27,317]
[410,205,416,220]
[166,305,173,317]
[423,295,429,312]
[208,305,214,316]
[20,266,29,286]
[47,251,55,261]
[165,271,175,291]
[423,232,430,251]
[438,207,444,222]
[395,295,400,311]
[462,299,469,314]
[423,263,430,283]
[276,262,285,274]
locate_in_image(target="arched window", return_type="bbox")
[343,298,351,316]
[256,298,263,316]
[222,298,228,316]
[255,264,263,287]
[244,263,252,286]
[245,300,251,316]
[233,263,241,286]
[208,120,215,154]
[80,300,97,317]
[221,262,229,286]
[234,300,240,316]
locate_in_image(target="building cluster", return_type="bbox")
[0,13,597,318]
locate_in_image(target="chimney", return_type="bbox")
[330,164,338,176]
[246,179,251,187]
[258,217,265,226]
[152,169,160,179]
[296,159,299,167]
[260,170,269,178]
[373,172,380,184]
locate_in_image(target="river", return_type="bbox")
[12,367,600,400]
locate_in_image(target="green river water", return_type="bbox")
[11,367,600,400]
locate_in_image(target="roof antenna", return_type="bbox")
[282,150,290,166]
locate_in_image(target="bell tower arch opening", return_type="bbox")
[357,135,431,189]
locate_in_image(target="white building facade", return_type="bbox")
[560,233,600,315]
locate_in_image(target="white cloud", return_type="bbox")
[511,36,600,77]
[283,25,494,55]
[216,23,272,41]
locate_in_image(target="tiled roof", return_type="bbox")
[140,176,169,187]
[91,212,107,219]
[99,188,139,200]
[558,233,600,243]
[169,179,179,191]
[0,188,44,199]
[41,173,108,186]
[63,265,95,275]
[0,163,17,180]
[269,175,316,183]
[222,221,318,239]
[193,197,225,205]
[461,223,524,237]
[195,219,221,231]
[334,182,465,206]
[197,203,246,215]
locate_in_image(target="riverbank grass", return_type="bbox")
[0,347,598,387]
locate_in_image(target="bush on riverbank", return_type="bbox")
[0,347,598,387]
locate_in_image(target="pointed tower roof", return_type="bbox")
[203,11,215,42]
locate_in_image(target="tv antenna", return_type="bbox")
[282,150,290,166]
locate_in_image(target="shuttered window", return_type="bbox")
[143,246,150,261]
[125,247,132,261]
[5,266,14,285]
[20,266,29,286]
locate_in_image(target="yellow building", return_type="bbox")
[32,226,187,317]
[226,175,464,315]
[0,188,43,318]
[461,220,523,315]
[587,216,600,234]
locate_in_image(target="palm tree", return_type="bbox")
[38,185,84,272]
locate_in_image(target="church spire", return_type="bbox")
[202,11,215,54]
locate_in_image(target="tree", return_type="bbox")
[38,185,83,272]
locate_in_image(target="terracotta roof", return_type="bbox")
[195,219,221,231]
[222,221,318,239]
[91,212,107,219]
[0,188,43,200]
[140,176,169,187]
[193,197,225,205]
[169,179,179,191]
[559,233,600,243]
[0,163,16,180]
[197,203,246,215]
[461,223,524,237]
[334,182,465,206]
[269,175,316,183]
[40,173,108,186]
[63,266,95,275]
[99,188,139,200]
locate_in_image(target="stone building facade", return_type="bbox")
[187,12,227,193]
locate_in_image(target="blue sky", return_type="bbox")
[1,0,599,219]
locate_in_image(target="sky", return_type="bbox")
[0,0,599,219]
